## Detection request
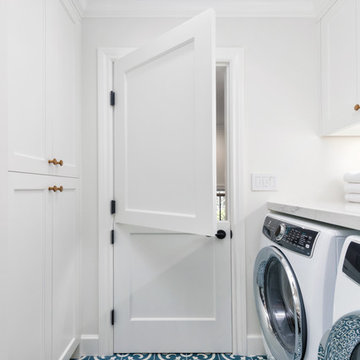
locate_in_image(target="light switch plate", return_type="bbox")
[251,174,277,191]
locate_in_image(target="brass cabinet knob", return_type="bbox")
[354,104,360,111]
[48,185,63,192]
[48,158,64,166]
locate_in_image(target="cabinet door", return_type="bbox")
[51,177,80,360]
[46,0,80,178]
[7,0,51,174]
[321,0,360,135]
[8,173,52,360]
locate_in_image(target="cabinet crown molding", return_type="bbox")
[73,0,323,18]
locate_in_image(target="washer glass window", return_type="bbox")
[254,246,307,360]
[265,257,296,354]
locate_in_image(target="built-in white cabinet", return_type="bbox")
[7,0,81,358]
[7,0,81,177]
[321,0,360,135]
[8,172,80,360]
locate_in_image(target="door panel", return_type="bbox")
[114,9,216,236]
[321,0,358,134]
[8,173,52,360]
[114,222,232,353]
[7,0,50,175]
[46,0,80,177]
[52,178,80,360]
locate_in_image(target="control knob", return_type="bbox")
[275,223,286,242]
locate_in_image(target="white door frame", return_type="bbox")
[97,47,246,356]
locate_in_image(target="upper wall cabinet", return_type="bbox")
[7,0,81,177]
[321,0,360,135]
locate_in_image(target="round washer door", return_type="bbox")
[254,246,307,360]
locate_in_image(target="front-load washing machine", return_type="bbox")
[253,213,358,360]
[318,236,360,360]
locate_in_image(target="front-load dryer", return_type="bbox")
[253,212,358,360]
[318,236,360,360]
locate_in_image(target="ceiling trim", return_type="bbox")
[77,0,316,18]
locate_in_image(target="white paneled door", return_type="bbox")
[113,10,232,352]
[114,223,232,352]
[114,9,216,236]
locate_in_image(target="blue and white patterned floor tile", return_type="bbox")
[76,353,267,360]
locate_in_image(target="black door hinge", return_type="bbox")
[111,200,116,214]
[110,91,115,106]
[111,229,115,245]
[111,309,115,325]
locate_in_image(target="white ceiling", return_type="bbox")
[73,0,334,18]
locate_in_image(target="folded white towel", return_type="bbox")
[344,173,360,183]
[345,193,360,203]
[344,183,360,194]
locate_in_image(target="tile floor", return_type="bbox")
[77,353,267,360]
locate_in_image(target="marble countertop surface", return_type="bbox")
[267,200,360,231]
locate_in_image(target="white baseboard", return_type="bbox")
[71,333,263,357]
[71,334,99,358]
[61,337,81,360]
[247,334,265,355]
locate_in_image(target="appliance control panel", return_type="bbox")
[263,216,319,257]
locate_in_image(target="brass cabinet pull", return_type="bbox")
[354,104,360,111]
[48,185,63,192]
[48,158,64,166]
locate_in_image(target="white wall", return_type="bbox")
[81,16,360,352]
[0,1,7,358]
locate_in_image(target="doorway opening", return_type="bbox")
[216,65,228,221]
[112,62,232,353]
[97,48,245,356]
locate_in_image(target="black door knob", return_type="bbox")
[216,230,226,239]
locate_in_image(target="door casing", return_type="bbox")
[97,47,246,355]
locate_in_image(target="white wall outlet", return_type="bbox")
[251,174,278,191]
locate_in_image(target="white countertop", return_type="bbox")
[267,201,360,231]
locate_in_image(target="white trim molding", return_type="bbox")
[97,47,135,355]
[216,48,247,355]
[80,0,316,18]
[97,47,246,355]
[247,334,265,356]
[63,0,342,19]
[315,0,338,18]
[60,337,81,360]
[61,0,83,22]
[72,335,100,357]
